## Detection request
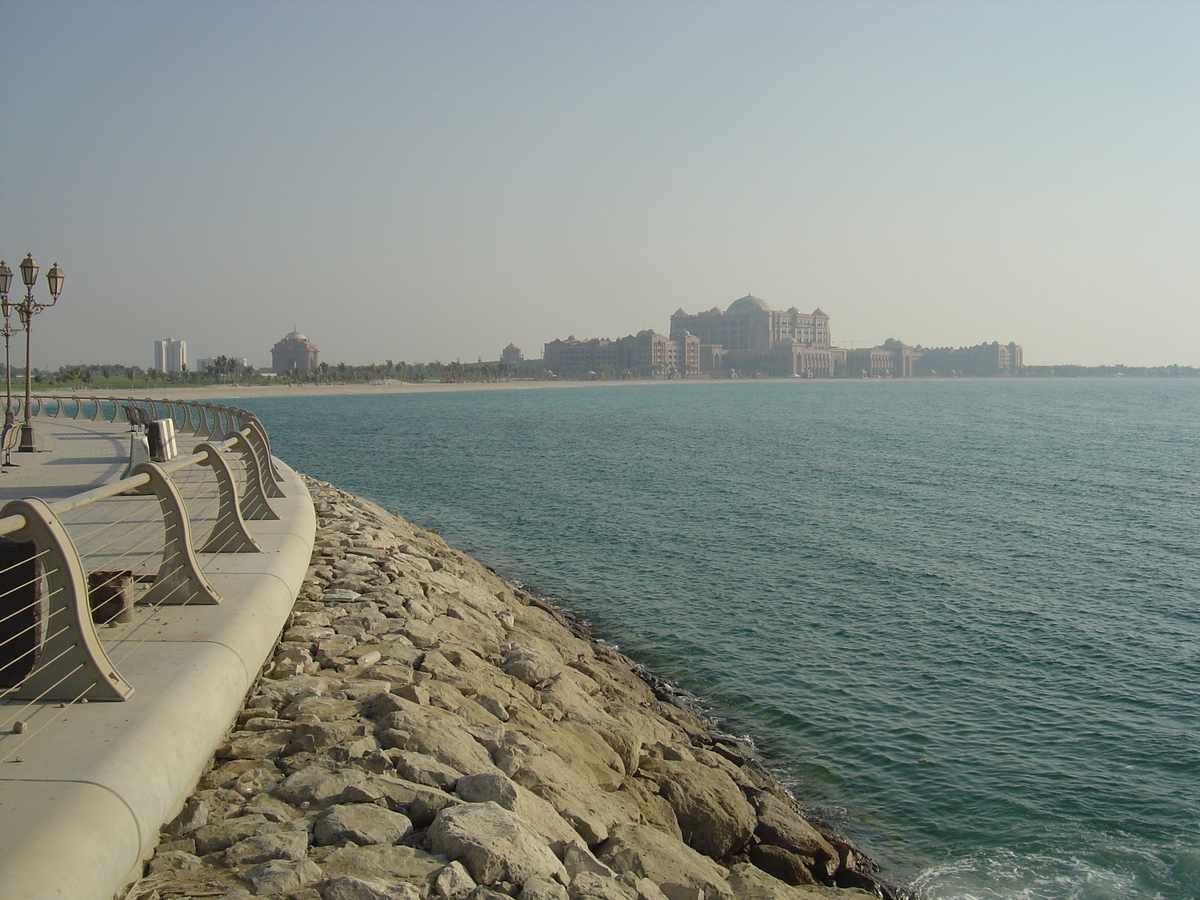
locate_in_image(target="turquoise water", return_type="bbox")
[237,380,1200,899]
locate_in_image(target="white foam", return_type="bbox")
[910,848,1157,900]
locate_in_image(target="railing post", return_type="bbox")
[240,421,285,498]
[196,443,261,553]
[194,404,213,438]
[230,432,280,521]
[0,497,135,702]
[243,414,285,487]
[131,463,222,606]
[212,405,233,441]
[179,401,195,433]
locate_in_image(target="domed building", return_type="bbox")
[670,295,831,352]
[669,295,845,377]
[271,329,319,374]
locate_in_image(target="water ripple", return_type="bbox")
[240,379,1200,900]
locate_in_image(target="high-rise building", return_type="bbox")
[154,338,187,373]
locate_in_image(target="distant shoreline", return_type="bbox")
[40,371,1200,404]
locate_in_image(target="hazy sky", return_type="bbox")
[2,0,1197,369]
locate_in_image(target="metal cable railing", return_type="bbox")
[0,396,287,756]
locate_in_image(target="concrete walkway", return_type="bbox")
[0,414,316,900]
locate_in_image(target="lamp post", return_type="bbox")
[16,253,64,452]
[0,261,16,428]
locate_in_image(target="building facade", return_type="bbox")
[543,330,699,377]
[912,341,1023,376]
[546,296,1021,380]
[153,338,187,374]
[846,339,914,378]
[500,343,524,364]
[670,295,844,377]
[271,330,319,374]
[670,295,832,351]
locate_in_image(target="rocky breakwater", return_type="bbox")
[126,478,902,900]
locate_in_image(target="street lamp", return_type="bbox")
[0,261,16,428]
[16,253,64,452]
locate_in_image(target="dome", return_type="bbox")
[285,331,308,342]
[727,294,771,313]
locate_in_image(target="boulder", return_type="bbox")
[223,831,310,866]
[146,850,202,875]
[192,815,274,855]
[394,750,467,790]
[435,860,478,899]
[503,645,564,686]
[427,801,568,886]
[724,862,878,900]
[521,873,571,900]
[217,729,292,760]
[637,758,756,859]
[595,824,732,900]
[240,858,323,895]
[506,740,638,844]
[455,772,581,848]
[752,795,839,880]
[320,843,445,883]
[745,845,818,887]
[275,765,367,807]
[568,871,637,900]
[314,803,414,846]
[325,874,423,900]
[402,718,504,778]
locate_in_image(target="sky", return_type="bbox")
[1,0,1197,370]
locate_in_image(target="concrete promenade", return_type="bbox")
[0,412,316,900]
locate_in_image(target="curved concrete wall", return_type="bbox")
[0,459,315,900]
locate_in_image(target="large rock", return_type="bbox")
[724,862,878,900]
[522,873,571,900]
[751,794,839,881]
[746,845,818,887]
[637,758,756,859]
[402,718,504,778]
[502,736,638,845]
[223,830,310,866]
[394,749,467,790]
[314,803,414,846]
[193,815,275,855]
[434,860,478,899]
[595,824,732,900]
[568,871,637,900]
[325,874,423,900]
[503,645,564,686]
[455,772,581,848]
[275,765,367,807]
[427,801,569,886]
[240,858,323,895]
[320,843,446,883]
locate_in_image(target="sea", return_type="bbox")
[233,378,1199,900]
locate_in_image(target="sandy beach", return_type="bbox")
[67,378,700,404]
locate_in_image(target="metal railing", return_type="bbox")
[0,397,286,743]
